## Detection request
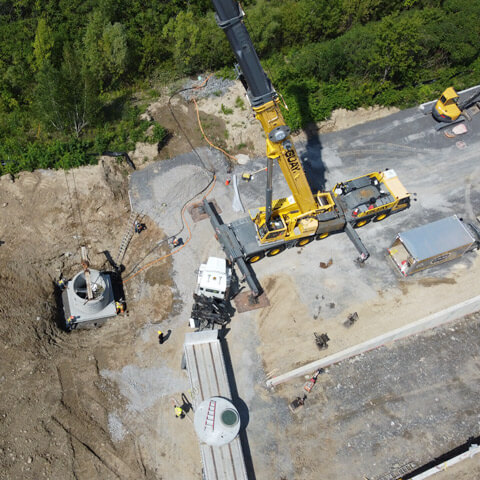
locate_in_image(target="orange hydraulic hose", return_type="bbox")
[192,97,238,163]
[123,74,238,284]
[122,175,216,284]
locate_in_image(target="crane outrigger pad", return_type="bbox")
[233,290,270,313]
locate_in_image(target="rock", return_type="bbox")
[140,111,153,122]
[236,154,250,165]
[27,456,33,464]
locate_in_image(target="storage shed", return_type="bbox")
[388,215,479,276]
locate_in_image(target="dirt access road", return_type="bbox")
[1,76,478,480]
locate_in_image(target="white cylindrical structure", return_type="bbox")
[194,397,241,447]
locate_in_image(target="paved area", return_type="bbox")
[291,312,480,479]
[129,104,480,478]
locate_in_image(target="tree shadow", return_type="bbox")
[287,84,326,191]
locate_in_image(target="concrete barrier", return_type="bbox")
[266,295,480,388]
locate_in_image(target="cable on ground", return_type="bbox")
[122,175,216,284]
[123,73,237,283]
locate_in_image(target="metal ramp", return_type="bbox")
[116,211,142,265]
[183,331,248,480]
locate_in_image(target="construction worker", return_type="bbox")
[158,330,164,344]
[66,315,75,327]
[174,405,185,419]
[116,301,125,314]
[134,221,146,234]
[57,278,67,290]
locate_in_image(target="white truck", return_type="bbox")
[190,257,232,331]
[195,257,231,300]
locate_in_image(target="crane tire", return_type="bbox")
[373,211,390,222]
[315,232,330,240]
[247,252,265,264]
[266,246,285,257]
[296,237,313,247]
[353,218,371,228]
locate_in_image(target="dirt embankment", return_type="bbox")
[0,158,174,479]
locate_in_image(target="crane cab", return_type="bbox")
[433,87,461,122]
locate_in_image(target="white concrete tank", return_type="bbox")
[194,397,241,447]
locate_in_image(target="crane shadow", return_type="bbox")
[287,83,327,191]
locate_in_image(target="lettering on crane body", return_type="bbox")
[285,149,301,172]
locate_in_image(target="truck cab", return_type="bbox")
[195,257,231,300]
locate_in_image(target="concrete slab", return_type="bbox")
[267,295,480,387]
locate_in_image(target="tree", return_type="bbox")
[369,12,425,83]
[162,9,229,75]
[34,45,101,137]
[83,11,127,89]
[32,17,54,72]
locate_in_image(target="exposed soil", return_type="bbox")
[0,78,407,480]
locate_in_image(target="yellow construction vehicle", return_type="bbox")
[203,0,411,295]
[433,86,480,124]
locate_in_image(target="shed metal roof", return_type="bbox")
[399,215,474,261]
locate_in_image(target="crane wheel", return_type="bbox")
[373,212,390,222]
[353,218,371,228]
[296,237,313,247]
[266,246,285,257]
[247,252,264,264]
[315,232,329,240]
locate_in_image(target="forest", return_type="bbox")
[1,0,479,175]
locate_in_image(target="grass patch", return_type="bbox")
[220,104,234,115]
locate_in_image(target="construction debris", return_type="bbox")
[288,395,307,414]
[314,332,330,350]
[344,312,359,328]
[319,258,333,269]
[190,294,230,331]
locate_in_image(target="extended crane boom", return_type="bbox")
[212,0,321,238]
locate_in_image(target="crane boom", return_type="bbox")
[211,0,274,107]
[212,0,320,238]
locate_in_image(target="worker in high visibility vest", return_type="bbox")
[116,301,125,314]
[174,405,185,419]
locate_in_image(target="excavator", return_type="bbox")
[203,0,411,296]
[433,86,480,125]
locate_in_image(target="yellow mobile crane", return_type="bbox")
[203,0,411,295]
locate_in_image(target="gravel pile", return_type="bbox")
[129,147,229,237]
[179,75,235,101]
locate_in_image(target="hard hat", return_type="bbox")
[157,330,162,335]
